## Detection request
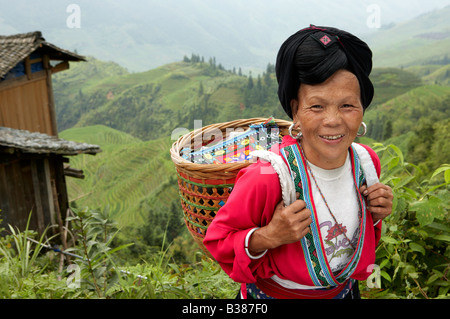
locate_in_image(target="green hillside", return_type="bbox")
[363,85,450,174]
[53,58,129,131]
[367,5,450,68]
[54,57,427,142]
[365,85,450,136]
[60,125,179,227]
[54,57,285,141]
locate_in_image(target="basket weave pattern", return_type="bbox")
[170,118,292,256]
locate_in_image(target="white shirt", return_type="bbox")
[307,153,360,274]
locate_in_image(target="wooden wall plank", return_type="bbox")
[30,160,45,234]
[0,77,53,135]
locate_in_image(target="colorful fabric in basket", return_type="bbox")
[182,118,281,164]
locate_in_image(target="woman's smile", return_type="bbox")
[319,134,345,141]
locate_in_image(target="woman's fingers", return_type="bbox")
[360,183,393,222]
[268,199,312,246]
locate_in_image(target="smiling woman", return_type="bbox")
[291,69,364,169]
[203,25,394,300]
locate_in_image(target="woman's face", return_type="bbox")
[291,69,363,169]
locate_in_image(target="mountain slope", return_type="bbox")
[53,57,285,140]
[54,57,428,144]
[60,125,179,226]
[367,5,450,68]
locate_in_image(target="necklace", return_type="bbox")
[301,148,361,251]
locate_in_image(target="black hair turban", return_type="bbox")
[276,25,374,118]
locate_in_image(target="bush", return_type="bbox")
[0,207,238,299]
[360,144,450,299]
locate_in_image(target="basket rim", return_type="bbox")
[170,117,292,171]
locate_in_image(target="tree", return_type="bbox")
[383,120,393,140]
[407,118,436,171]
[266,63,275,74]
[247,73,254,90]
[198,81,204,96]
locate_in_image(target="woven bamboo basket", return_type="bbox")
[170,117,292,257]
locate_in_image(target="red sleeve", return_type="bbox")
[358,143,383,244]
[203,160,282,283]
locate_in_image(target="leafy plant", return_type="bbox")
[361,144,450,299]
[67,206,133,298]
[117,252,238,299]
[0,206,239,299]
[0,213,54,292]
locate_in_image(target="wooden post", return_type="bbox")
[42,54,58,137]
[24,57,32,80]
[30,160,45,234]
[43,158,57,230]
[51,179,69,262]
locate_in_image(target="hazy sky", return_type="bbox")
[1,0,449,71]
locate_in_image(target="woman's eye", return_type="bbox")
[310,105,323,109]
[342,104,353,108]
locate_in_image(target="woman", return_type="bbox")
[203,25,393,299]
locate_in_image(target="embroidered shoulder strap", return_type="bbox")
[280,145,332,286]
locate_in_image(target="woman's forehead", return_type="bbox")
[298,70,361,100]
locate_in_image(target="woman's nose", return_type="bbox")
[323,109,343,126]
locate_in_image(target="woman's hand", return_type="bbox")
[360,183,393,223]
[248,195,312,255]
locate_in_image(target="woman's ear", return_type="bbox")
[290,99,299,122]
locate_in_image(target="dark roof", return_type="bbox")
[0,126,101,156]
[0,31,85,79]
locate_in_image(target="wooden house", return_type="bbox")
[0,31,84,136]
[0,31,101,236]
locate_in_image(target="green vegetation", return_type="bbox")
[360,145,449,299]
[0,207,238,298]
[60,126,178,227]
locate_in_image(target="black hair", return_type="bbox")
[276,25,374,119]
[294,34,350,86]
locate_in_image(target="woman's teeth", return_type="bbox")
[321,134,344,140]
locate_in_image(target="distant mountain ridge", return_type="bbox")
[1,1,449,72]
[367,5,450,68]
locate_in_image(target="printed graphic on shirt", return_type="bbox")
[320,221,360,273]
